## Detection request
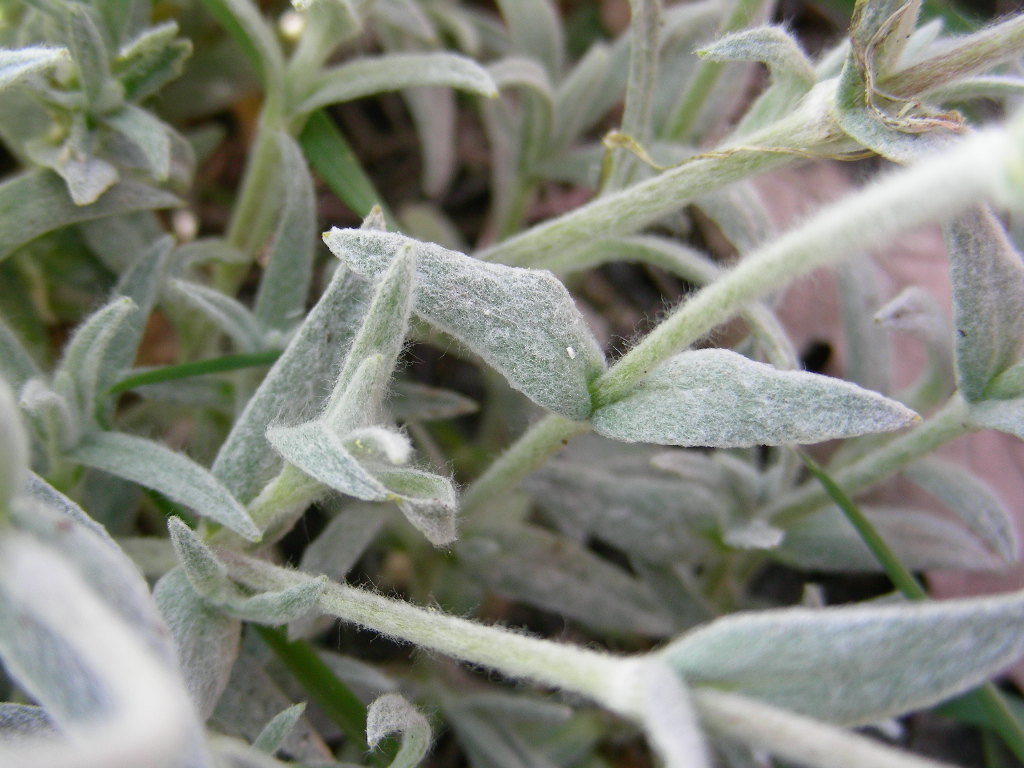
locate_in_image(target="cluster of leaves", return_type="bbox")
[2,1,1024,767]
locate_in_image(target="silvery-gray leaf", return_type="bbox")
[905,457,1018,563]
[0,380,27,510]
[254,132,316,334]
[836,256,891,395]
[370,0,437,43]
[175,238,249,270]
[325,243,416,431]
[71,431,261,541]
[299,52,496,114]
[212,267,372,502]
[699,26,815,133]
[116,21,192,102]
[592,349,917,447]
[53,296,137,427]
[367,693,431,768]
[693,182,776,254]
[494,0,563,78]
[0,46,68,90]
[299,502,385,582]
[154,567,240,720]
[550,43,613,156]
[403,85,457,198]
[18,378,79,451]
[944,205,1024,402]
[456,524,673,637]
[0,170,181,262]
[0,703,56,739]
[969,397,1024,441]
[926,75,1024,103]
[390,381,478,421]
[317,648,398,703]
[488,57,554,102]
[253,702,306,754]
[67,3,116,109]
[267,419,389,501]
[28,136,122,206]
[0,315,40,393]
[104,105,173,181]
[167,278,265,352]
[631,661,711,768]
[374,467,459,546]
[442,702,559,768]
[0,535,194,764]
[525,455,721,565]
[214,649,332,762]
[324,229,605,420]
[774,504,1002,572]
[79,210,166,272]
[169,516,233,599]
[346,425,413,466]
[986,360,1024,400]
[662,590,1024,725]
[222,577,327,625]
[21,473,177,664]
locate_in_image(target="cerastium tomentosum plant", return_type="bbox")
[3,0,1024,766]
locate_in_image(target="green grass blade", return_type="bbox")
[800,451,1024,761]
[108,351,280,394]
[298,110,397,227]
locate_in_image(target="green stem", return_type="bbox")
[254,625,369,752]
[664,0,769,140]
[108,351,280,394]
[767,394,974,525]
[461,414,591,520]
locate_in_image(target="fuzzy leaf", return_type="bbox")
[324,229,606,420]
[18,379,79,450]
[253,703,306,754]
[634,662,712,768]
[299,503,385,582]
[116,21,192,102]
[212,266,373,502]
[390,381,478,422]
[104,104,172,180]
[970,397,1024,441]
[225,577,327,625]
[26,139,120,206]
[0,46,68,90]
[592,349,917,447]
[700,26,815,132]
[53,296,137,425]
[905,457,1018,563]
[21,474,178,664]
[154,567,240,719]
[457,524,673,637]
[662,590,1024,725]
[488,57,554,102]
[375,467,458,546]
[168,516,232,598]
[299,52,496,114]
[0,703,55,739]
[945,205,1024,402]
[550,43,614,155]
[0,170,180,262]
[254,132,317,333]
[325,243,417,431]
[774,505,1002,572]
[0,535,193,766]
[494,0,563,78]
[67,3,116,110]
[167,278,265,352]
[367,693,431,768]
[71,431,260,541]
[0,381,27,513]
[267,419,390,501]
[0,316,41,393]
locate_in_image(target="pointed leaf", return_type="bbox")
[457,524,673,637]
[53,296,138,424]
[154,567,240,719]
[367,693,431,768]
[324,229,606,420]
[212,267,373,502]
[299,52,496,114]
[375,467,458,546]
[632,662,711,768]
[905,457,1018,563]
[494,0,563,78]
[254,703,306,754]
[390,381,478,422]
[223,577,327,625]
[267,419,389,501]
[168,516,232,598]
[116,21,192,102]
[945,205,1024,402]
[71,431,260,541]
[254,132,316,333]
[299,502,385,582]
[0,315,41,393]
[167,277,265,352]
[592,349,917,447]
[0,46,68,90]
[662,590,1024,724]
[0,170,181,262]
[104,104,172,180]
[67,3,116,109]
[325,243,417,431]
[774,504,1003,572]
